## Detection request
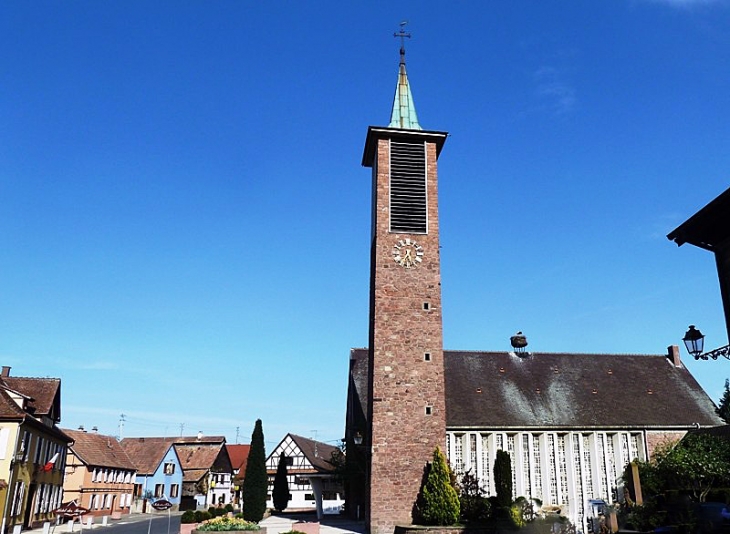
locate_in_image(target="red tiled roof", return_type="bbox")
[1,376,61,418]
[63,429,136,470]
[226,444,250,473]
[119,437,178,475]
[175,443,227,471]
[0,388,27,419]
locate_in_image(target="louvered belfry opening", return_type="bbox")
[390,140,427,233]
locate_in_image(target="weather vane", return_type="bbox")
[394,20,411,58]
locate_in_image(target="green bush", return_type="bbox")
[224,504,234,513]
[194,511,212,523]
[494,450,513,508]
[273,452,290,512]
[458,470,491,523]
[415,447,460,525]
[181,510,196,524]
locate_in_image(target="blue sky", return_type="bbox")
[2,1,730,451]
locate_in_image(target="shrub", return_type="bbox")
[181,510,196,524]
[224,504,234,513]
[415,447,460,525]
[194,511,212,522]
[494,450,513,508]
[459,470,491,523]
[196,517,260,531]
[273,452,290,512]
[209,507,217,516]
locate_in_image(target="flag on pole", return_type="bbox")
[43,452,59,472]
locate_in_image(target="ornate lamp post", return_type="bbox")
[683,325,730,360]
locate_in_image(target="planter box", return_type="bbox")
[292,522,319,534]
[180,524,199,534]
[192,529,265,534]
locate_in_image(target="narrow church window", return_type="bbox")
[425,405,433,416]
[423,302,430,310]
[424,352,431,361]
[390,140,427,234]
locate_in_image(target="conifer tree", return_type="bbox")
[717,379,730,424]
[494,449,513,509]
[416,447,460,525]
[242,419,267,522]
[272,452,290,512]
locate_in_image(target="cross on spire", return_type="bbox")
[394,21,411,63]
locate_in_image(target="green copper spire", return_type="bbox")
[389,23,421,130]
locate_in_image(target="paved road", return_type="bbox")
[24,514,181,534]
[22,512,363,534]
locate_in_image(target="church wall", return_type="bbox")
[446,430,647,534]
[644,430,686,458]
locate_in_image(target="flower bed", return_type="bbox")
[193,516,262,532]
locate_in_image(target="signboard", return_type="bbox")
[54,501,89,518]
[151,499,173,511]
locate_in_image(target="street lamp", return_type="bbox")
[683,325,730,360]
[353,431,363,446]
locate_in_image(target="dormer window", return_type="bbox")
[164,462,175,475]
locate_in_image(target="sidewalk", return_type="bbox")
[261,513,365,534]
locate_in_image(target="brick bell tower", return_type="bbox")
[362,31,448,534]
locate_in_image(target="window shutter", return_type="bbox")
[390,141,427,233]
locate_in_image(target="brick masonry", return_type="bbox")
[367,135,447,534]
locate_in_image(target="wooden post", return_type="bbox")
[631,461,643,505]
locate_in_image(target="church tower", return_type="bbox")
[362,34,448,534]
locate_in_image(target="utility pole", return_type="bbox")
[179,423,184,437]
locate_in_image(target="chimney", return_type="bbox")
[92,426,98,433]
[197,431,203,441]
[1,366,10,377]
[78,425,85,432]
[667,345,682,367]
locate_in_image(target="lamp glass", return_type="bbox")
[683,325,705,357]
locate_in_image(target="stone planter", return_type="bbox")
[292,522,319,534]
[180,524,199,534]
[191,529,265,534]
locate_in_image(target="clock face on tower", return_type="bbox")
[392,238,424,269]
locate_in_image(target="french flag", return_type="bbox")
[43,452,59,472]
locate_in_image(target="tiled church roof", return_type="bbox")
[349,348,722,429]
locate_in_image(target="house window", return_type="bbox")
[154,484,164,498]
[20,432,31,461]
[285,456,294,466]
[170,484,179,498]
[164,462,175,475]
[305,494,314,501]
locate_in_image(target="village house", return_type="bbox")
[62,427,136,519]
[0,366,72,532]
[120,436,183,512]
